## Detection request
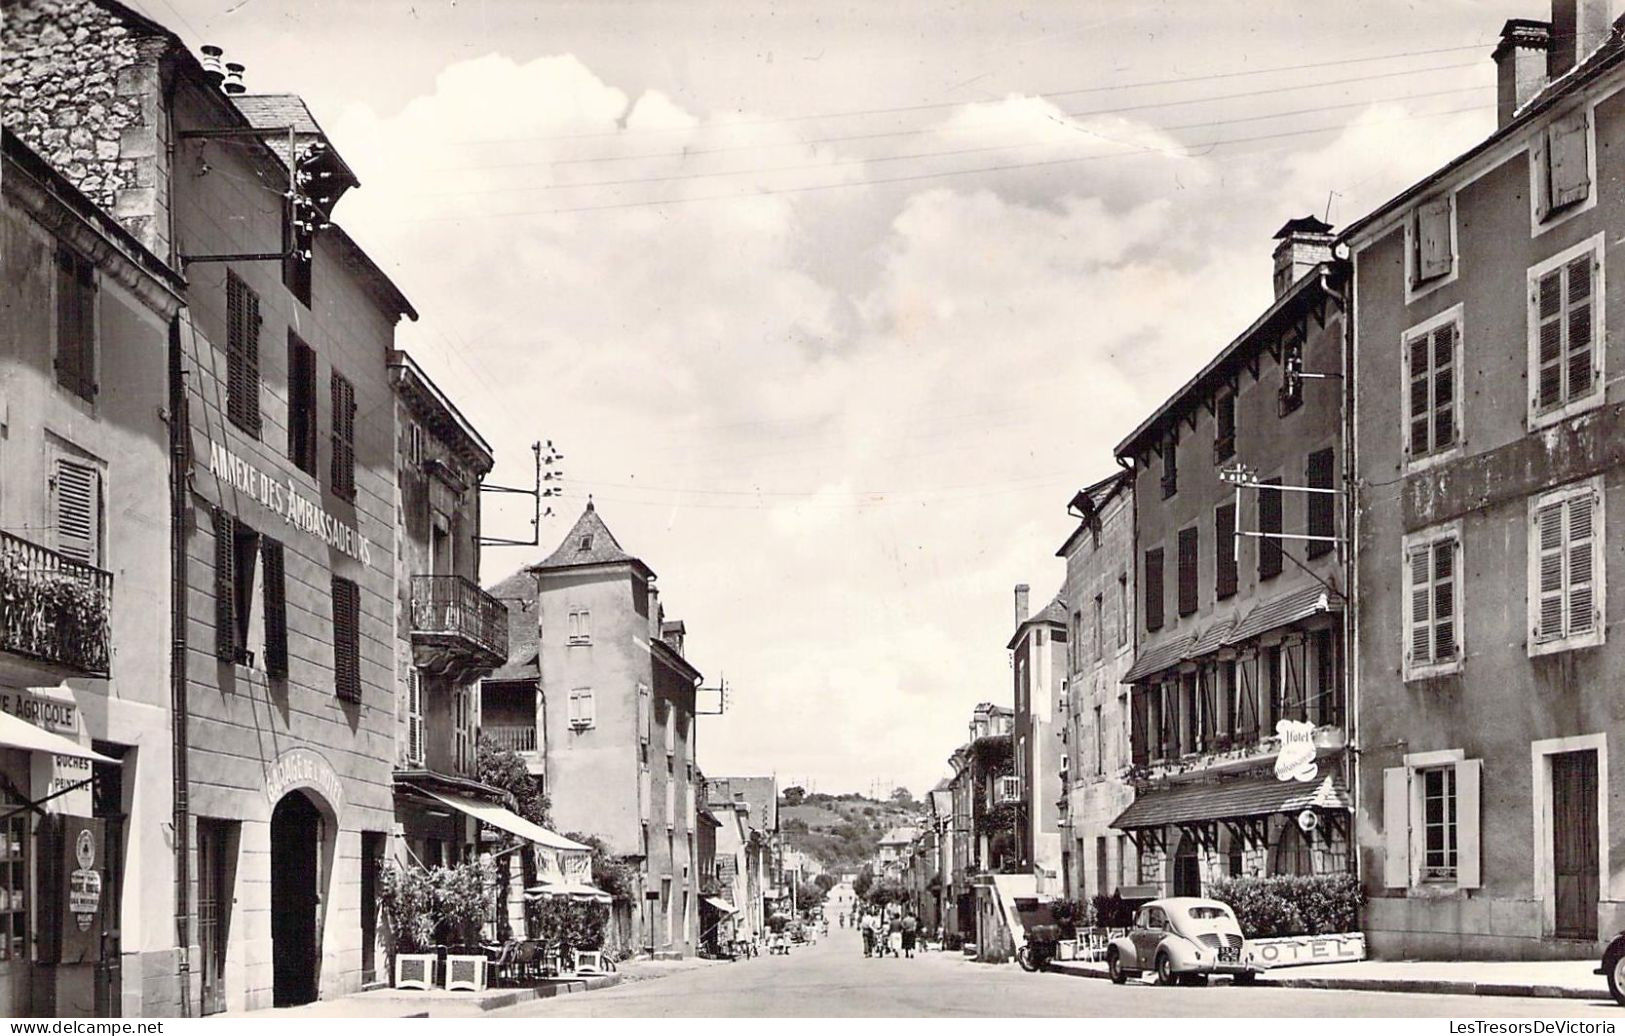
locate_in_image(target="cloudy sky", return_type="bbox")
[134,0,1525,796]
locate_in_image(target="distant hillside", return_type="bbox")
[780,791,923,873]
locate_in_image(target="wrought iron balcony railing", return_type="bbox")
[0,531,113,677]
[409,574,508,676]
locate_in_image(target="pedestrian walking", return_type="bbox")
[887,914,903,958]
[860,911,877,958]
[901,912,918,958]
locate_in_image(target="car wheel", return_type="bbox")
[1016,945,1036,973]
[1232,971,1258,986]
[1107,948,1128,985]
[1606,940,1625,1007]
[1155,952,1176,986]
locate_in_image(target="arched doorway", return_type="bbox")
[271,791,322,1007]
[1172,831,1201,898]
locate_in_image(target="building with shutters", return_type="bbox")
[1056,470,1139,906]
[1006,585,1067,894]
[1340,2,1625,960]
[0,127,186,1017]
[1110,219,1350,901]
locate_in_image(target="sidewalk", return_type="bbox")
[221,974,621,1019]
[1050,957,1611,1002]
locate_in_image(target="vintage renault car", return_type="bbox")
[1106,898,1265,986]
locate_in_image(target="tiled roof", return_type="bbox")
[1224,585,1341,646]
[1008,595,1066,649]
[1188,618,1235,660]
[483,567,538,683]
[1110,772,1350,830]
[879,826,919,846]
[1122,634,1196,683]
[531,500,643,572]
[232,94,324,135]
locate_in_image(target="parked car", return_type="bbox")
[1596,932,1625,1005]
[1106,897,1265,987]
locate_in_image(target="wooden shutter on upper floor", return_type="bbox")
[331,372,356,501]
[261,537,288,678]
[1215,503,1238,599]
[212,507,236,661]
[1306,448,1336,560]
[332,576,361,702]
[1547,111,1591,213]
[1414,198,1452,283]
[226,272,262,435]
[1144,547,1165,631]
[1177,526,1199,616]
[54,459,100,565]
[55,246,97,400]
[1258,478,1283,579]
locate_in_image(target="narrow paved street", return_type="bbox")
[497,930,1622,1018]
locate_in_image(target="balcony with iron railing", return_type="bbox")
[0,531,113,680]
[409,574,508,679]
[482,723,538,754]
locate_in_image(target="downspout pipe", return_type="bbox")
[168,314,192,1016]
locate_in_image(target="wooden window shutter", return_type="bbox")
[1534,500,1566,643]
[1431,323,1456,450]
[212,507,236,661]
[54,459,100,565]
[1382,766,1410,888]
[1144,547,1165,631]
[1547,112,1590,212]
[331,372,356,501]
[1432,539,1457,659]
[1177,526,1199,616]
[332,576,361,701]
[1258,478,1283,579]
[1406,332,1431,455]
[261,537,288,678]
[226,273,262,435]
[1455,758,1483,888]
[1415,199,1452,282]
[407,671,423,764]
[1535,268,1565,411]
[1532,129,1551,222]
[1215,503,1238,599]
[1306,448,1335,559]
[1567,491,1599,637]
[55,247,96,399]
[1565,254,1596,400]
[1406,544,1431,665]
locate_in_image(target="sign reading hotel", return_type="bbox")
[205,438,373,566]
[1273,719,1318,782]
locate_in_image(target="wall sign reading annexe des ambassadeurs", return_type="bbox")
[204,438,374,566]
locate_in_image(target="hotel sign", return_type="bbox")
[205,439,373,566]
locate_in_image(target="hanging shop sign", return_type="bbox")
[38,815,103,964]
[1273,720,1318,782]
[205,438,373,566]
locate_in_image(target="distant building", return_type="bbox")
[1007,585,1067,894]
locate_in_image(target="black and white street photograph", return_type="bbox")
[4,0,1625,1023]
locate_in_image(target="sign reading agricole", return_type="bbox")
[205,439,373,566]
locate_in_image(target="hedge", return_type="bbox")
[1206,873,1363,938]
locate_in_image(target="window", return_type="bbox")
[1176,526,1199,616]
[1214,390,1235,462]
[1143,548,1164,632]
[1529,478,1604,654]
[1412,197,1453,286]
[53,458,102,565]
[579,534,594,552]
[1160,435,1178,498]
[332,576,361,701]
[1258,478,1283,580]
[638,683,651,764]
[1529,240,1602,423]
[226,271,262,436]
[287,334,318,476]
[55,245,96,400]
[1092,595,1104,660]
[453,685,473,774]
[1272,823,1315,877]
[1070,610,1082,669]
[1419,766,1457,881]
[1279,341,1303,415]
[330,371,356,501]
[1404,312,1460,460]
[211,508,258,665]
[569,687,595,729]
[1306,448,1335,560]
[1,788,29,964]
[568,608,592,644]
[282,200,312,307]
[1214,503,1237,599]
[1093,704,1104,775]
[1403,529,1461,678]
[406,671,424,765]
[261,537,288,678]
[1116,574,1128,646]
[1535,109,1591,221]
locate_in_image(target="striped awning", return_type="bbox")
[1110,772,1350,830]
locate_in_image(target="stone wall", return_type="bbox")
[1,0,171,255]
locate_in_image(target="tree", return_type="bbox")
[565,831,638,902]
[477,739,550,827]
[853,864,874,901]
[782,785,806,806]
[794,882,827,912]
[891,786,915,806]
[814,872,838,893]
[864,878,909,907]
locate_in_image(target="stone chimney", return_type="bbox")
[1014,584,1030,627]
[1496,20,1552,125]
[1549,0,1617,79]
[1271,216,1335,298]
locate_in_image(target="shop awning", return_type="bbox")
[1109,772,1349,830]
[418,787,589,852]
[0,711,116,764]
[1224,585,1341,647]
[1188,618,1235,661]
[1121,634,1195,683]
[525,881,612,903]
[703,897,737,914]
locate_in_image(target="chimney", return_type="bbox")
[1271,216,1335,298]
[1496,20,1552,125]
[200,45,225,86]
[1549,0,1617,79]
[1014,584,1030,626]
[223,62,246,95]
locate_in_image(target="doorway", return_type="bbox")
[1172,832,1201,898]
[271,792,322,1007]
[1552,750,1599,940]
[360,832,384,986]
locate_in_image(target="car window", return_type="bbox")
[1145,909,1165,930]
[1188,906,1229,920]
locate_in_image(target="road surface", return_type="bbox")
[497,928,1622,1018]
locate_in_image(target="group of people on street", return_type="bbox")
[856,908,920,959]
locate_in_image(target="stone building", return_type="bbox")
[1056,470,1139,905]
[1342,1,1625,959]
[1111,220,1351,899]
[0,126,185,1017]
[1007,585,1066,894]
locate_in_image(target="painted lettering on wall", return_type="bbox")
[0,690,78,734]
[206,439,373,566]
[1273,719,1318,782]
[264,747,345,816]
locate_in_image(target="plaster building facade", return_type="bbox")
[1112,220,1352,900]
[1344,3,1625,959]
[1007,585,1067,894]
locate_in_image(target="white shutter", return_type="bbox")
[1432,540,1457,659]
[1416,199,1452,281]
[1566,492,1597,636]
[1455,758,1483,889]
[1407,545,1431,665]
[1534,501,1566,644]
[1548,112,1591,211]
[579,688,595,727]
[1536,269,1565,411]
[55,459,100,564]
[1383,766,1410,888]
